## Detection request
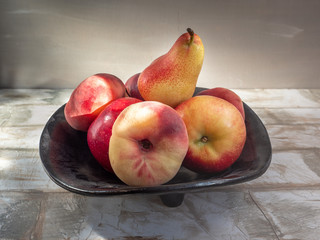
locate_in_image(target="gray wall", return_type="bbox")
[1,0,320,89]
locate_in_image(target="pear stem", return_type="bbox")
[187,28,194,45]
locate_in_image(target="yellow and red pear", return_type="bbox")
[138,28,204,108]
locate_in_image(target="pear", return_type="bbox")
[138,28,204,108]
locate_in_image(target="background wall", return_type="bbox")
[1,0,320,89]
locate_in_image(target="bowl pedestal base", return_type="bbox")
[160,193,185,207]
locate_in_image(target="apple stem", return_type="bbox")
[187,28,194,45]
[201,136,208,143]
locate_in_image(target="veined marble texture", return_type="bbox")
[0,89,319,240]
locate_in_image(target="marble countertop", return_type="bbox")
[0,88,320,240]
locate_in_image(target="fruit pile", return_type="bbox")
[64,28,247,187]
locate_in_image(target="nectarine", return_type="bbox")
[64,73,126,132]
[175,95,246,173]
[109,101,189,186]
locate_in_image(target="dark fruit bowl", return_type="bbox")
[39,87,272,207]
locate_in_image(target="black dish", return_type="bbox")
[39,88,272,207]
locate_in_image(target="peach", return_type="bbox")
[197,87,245,120]
[64,73,125,132]
[175,95,246,173]
[109,101,189,186]
[125,73,144,100]
[87,97,142,173]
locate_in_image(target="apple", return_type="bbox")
[109,101,189,186]
[64,73,126,132]
[125,73,144,100]
[197,87,245,120]
[87,97,142,173]
[175,95,246,173]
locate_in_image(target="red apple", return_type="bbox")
[197,87,245,120]
[87,97,142,173]
[64,73,126,132]
[175,95,246,173]
[125,73,144,100]
[109,101,189,186]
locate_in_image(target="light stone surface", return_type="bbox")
[0,89,320,239]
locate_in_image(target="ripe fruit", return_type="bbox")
[175,95,246,173]
[138,28,204,108]
[109,101,189,186]
[64,73,126,132]
[87,97,142,173]
[125,73,144,100]
[197,87,245,120]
